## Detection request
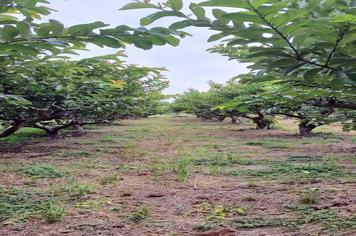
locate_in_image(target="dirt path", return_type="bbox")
[0,115,355,236]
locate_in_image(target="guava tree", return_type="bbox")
[0,55,168,137]
[172,82,232,121]
[122,0,356,131]
[0,0,178,138]
[217,74,346,135]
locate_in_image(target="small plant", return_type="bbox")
[173,158,190,182]
[192,222,216,232]
[100,173,121,185]
[20,165,64,179]
[42,201,65,224]
[207,206,225,220]
[299,190,319,204]
[59,180,95,198]
[98,135,117,143]
[62,151,93,158]
[129,206,150,223]
[246,180,257,188]
[0,187,43,223]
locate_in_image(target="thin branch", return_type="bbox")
[325,28,348,67]
[244,0,301,59]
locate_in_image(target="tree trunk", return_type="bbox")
[0,120,24,138]
[298,121,317,136]
[218,115,226,122]
[253,113,270,130]
[230,116,237,124]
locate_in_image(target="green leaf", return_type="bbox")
[189,3,206,20]
[212,9,229,24]
[303,68,323,81]
[49,19,65,35]
[119,2,159,10]
[331,14,356,23]
[222,12,263,24]
[199,0,251,9]
[140,11,186,26]
[1,25,19,41]
[251,0,268,8]
[68,21,109,36]
[168,0,183,11]
[16,21,32,38]
[169,20,194,30]
[91,36,124,48]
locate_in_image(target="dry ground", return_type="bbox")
[0,115,355,236]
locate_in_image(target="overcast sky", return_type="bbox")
[46,0,248,94]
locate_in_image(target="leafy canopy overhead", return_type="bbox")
[122,0,356,98]
[0,0,185,59]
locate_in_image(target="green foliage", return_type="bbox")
[0,55,168,138]
[20,165,64,178]
[173,157,191,182]
[0,187,43,224]
[129,206,150,223]
[0,1,172,140]
[100,173,121,185]
[42,201,65,224]
[298,189,319,205]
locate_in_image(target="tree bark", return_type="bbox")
[230,116,237,124]
[298,121,317,136]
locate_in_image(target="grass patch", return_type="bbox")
[97,135,118,143]
[244,139,290,149]
[298,189,319,204]
[100,173,121,185]
[42,200,65,224]
[0,187,44,224]
[62,150,94,158]
[20,164,64,179]
[173,158,191,182]
[231,161,348,181]
[128,206,150,223]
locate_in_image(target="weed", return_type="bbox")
[98,135,118,143]
[233,217,284,228]
[231,162,348,181]
[62,151,93,158]
[75,197,110,210]
[173,158,191,182]
[129,206,150,223]
[285,204,356,231]
[42,201,65,224]
[207,206,225,221]
[192,222,216,232]
[100,173,121,185]
[246,180,257,188]
[244,139,289,149]
[20,165,64,179]
[54,180,95,199]
[0,187,43,223]
[287,155,323,162]
[298,190,319,204]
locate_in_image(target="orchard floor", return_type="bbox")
[0,115,355,236]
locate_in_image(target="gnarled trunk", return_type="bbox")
[298,121,317,136]
[253,113,270,130]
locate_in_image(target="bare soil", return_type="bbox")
[0,115,355,236]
